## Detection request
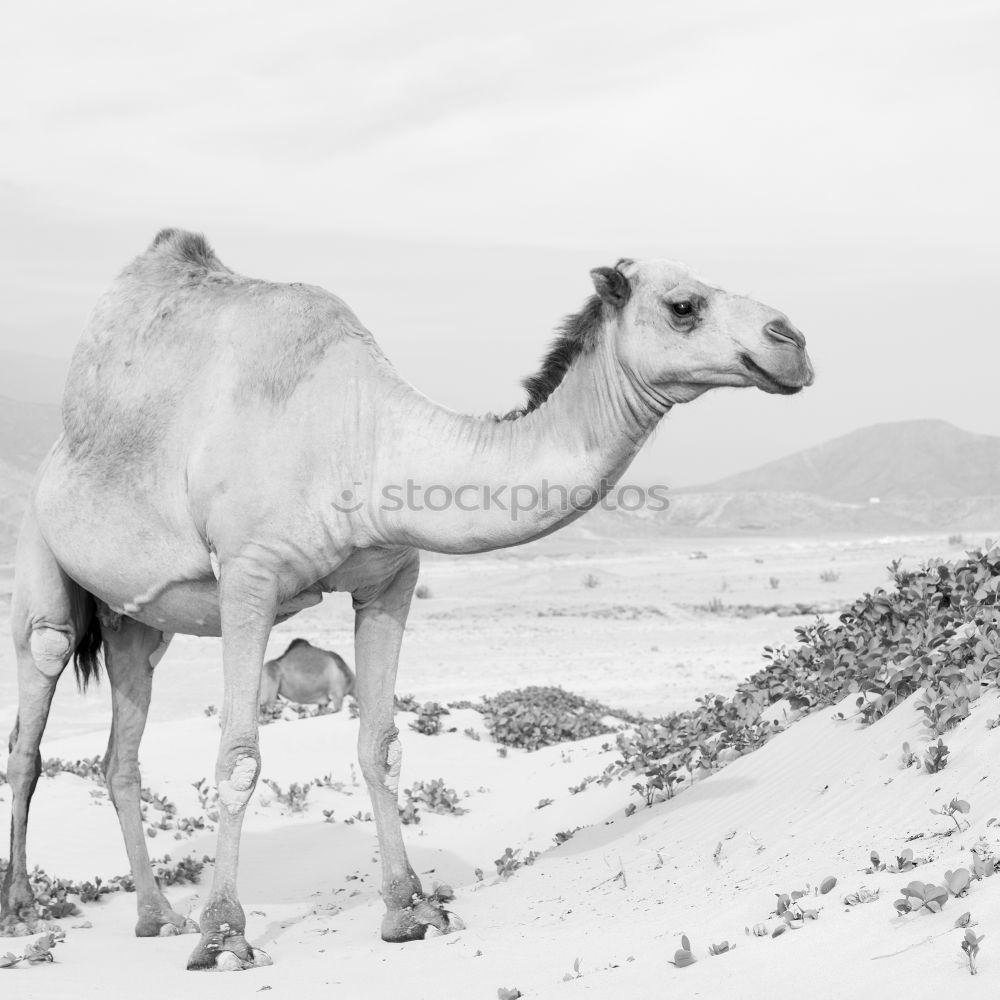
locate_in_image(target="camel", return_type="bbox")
[259,638,355,714]
[1,230,813,969]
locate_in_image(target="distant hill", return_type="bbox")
[691,420,1000,502]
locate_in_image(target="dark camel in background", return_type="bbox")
[259,638,354,714]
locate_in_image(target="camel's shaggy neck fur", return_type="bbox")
[501,294,607,419]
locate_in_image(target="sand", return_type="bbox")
[1,530,998,998]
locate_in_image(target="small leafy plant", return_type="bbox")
[262,779,311,813]
[494,847,539,879]
[0,931,62,968]
[893,880,949,915]
[409,702,451,736]
[924,738,950,773]
[962,927,984,975]
[402,779,467,816]
[944,868,972,897]
[670,934,696,968]
[562,957,583,981]
[931,796,971,834]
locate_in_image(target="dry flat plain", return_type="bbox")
[1,529,999,999]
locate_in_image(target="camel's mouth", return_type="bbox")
[740,354,803,396]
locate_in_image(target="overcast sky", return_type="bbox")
[1,0,996,485]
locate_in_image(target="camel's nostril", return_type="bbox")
[764,319,806,349]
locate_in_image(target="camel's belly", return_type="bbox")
[121,580,325,637]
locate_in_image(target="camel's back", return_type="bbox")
[61,229,372,474]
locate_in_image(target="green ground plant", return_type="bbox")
[479,686,616,751]
[612,545,1000,808]
[409,701,452,736]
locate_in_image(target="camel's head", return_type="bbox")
[594,258,814,406]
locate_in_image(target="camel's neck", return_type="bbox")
[360,328,668,553]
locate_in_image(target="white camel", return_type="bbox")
[1,230,813,968]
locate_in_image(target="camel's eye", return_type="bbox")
[669,301,694,318]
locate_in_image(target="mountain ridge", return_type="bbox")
[688,419,1000,502]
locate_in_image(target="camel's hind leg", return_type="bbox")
[1,511,89,934]
[101,617,198,937]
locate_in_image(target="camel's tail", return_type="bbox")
[73,599,104,691]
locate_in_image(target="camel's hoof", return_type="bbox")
[214,947,272,971]
[424,911,466,938]
[159,917,200,937]
[138,910,200,938]
[381,897,464,942]
[187,925,269,971]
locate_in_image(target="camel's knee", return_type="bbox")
[28,626,73,678]
[360,727,403,797]
[5,745,41,792]
[217,750,261,815]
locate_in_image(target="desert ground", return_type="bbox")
[1,529,998,999]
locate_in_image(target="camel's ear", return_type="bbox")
[590,266,630,307]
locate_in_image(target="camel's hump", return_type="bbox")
[60,230,376,470]
[148,228,228,271]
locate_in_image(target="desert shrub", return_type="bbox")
[690,597,727,615]
[403,778,467,815]
[494,847,540,878]
[261,779,311,813]
[769,576,780,590]
[258,701,331,726]
[582,573,600,589]
[41,756,104,782]
[0,854,209,920]
[480,686,615,751]
[613,545,1000,806]
[949,534,964,546]
[152,854,208,886]
[399,778,467,825]
[414,583,433,599]
[409,701,451,735]
[819,569,840,583]
[192,778,219,818]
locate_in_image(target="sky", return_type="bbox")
[0,0,997,485]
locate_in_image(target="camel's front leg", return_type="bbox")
[354,551,462,942]
[186,558,275,971]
